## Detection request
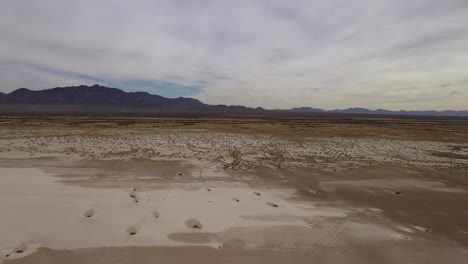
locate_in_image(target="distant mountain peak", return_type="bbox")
[9,87,32,94]
[291,107,325,112]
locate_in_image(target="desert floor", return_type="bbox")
[0,116,467,264]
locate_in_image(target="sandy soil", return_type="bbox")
[1,117,468,263]
[0,128,467,170]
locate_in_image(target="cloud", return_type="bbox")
[0,0,468,110]
[384,97,439,104]
[109,79,203,98]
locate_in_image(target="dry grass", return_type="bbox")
[0,115,467,143]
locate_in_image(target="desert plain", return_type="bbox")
[0,115,468,263]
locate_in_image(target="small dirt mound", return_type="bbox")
[185,219,203,230]
[126,226,138,235]
[266,202,279,208]
[83,209,95,218]
[153,210,160,218]
[232,198,240,202]
[253,191,261,196]
[14,243,28,254]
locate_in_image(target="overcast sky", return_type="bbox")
[1,0,467,110]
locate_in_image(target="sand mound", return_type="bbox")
[83,209,95,218]
[413,225,431,233]
[153,210,160,218]
[185,219,203,230]
[14,243,28,254]
[266,202,279,208]
[126,226,138,235]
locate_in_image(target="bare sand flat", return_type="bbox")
[2,159,468,263]
[1,117,468,263]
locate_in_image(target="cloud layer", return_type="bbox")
[1,0,467,110]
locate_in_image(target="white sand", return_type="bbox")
[1,166,368,261]
[320,178,468,193]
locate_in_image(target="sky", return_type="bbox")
[1,0,467,110]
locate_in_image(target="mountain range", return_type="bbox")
[0,85,264,114]
[0,85,467,117]
[291,107,468,117]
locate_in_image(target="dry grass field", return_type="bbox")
[1,115,468,142]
